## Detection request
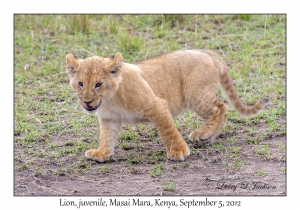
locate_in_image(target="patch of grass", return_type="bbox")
[238,14,252,20]
[254,144,271,158]
[128,165,138,174]
[226,137,236,146]
[231,146,242,154]
[190,147,201,155]
[255,170,266,176]
[174,119,181,130]
[126,152,146,164]
[276,141,286,153]
[120,141,131,150]
[245,136,261,145]
[76,141,89,152]
[213,141,226,151]
[149,162,164,177]
[148,150,165,163]
[61,147,77,154]
[153,25,166,39]
[20,164,30,170]
[118,31,143,54]
[281,166,286,174]
[222,160,229,167]
[98,165,113,173]
[233,159,246,168]
[162,181,176,191]
[119,129,139,142]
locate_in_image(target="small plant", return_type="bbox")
[153,25,166,38]
[65,140,75,146]
[149,150,165,163]
[213,141,226,151]
[20,164,30,170]
[245,136,261,145]
[61,147,76,154]
[281,167,286,174]
[233,159,245,168]
[50,150,61,158]
[77,141,88,152]
[174,119,181,130]
[149,162,164,177]
[238,14,252,20]
[127,152,146,164]
[119,130,139,142]
[108,22,119,34]
[190,147,201,155]
[203,155,209,161]
[120,141,131,150]
[231,146,242,154]
[60,168,69,174]
[128,165,137,174]
[255,170,266,176]
[118,31,143,54]
[226,137,236,146]
[162,182,176,191]
[69,15,92,34]
[147,130,157,138]
[254,144,271,158]
[222,161,228,167]
[98,165,113,173]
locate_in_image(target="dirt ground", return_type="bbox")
[14,135,286,196]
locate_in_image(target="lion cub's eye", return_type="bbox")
[95,82,102,88]
[78,82,83,87]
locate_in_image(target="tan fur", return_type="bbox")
[66,49,269,162]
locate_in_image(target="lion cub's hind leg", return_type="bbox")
[188,99,227,147]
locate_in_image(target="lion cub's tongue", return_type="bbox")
[87,105,94,109]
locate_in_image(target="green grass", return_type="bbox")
[162,182,176,191]
[149,162,164,177]
[254,144,271,158]
[281,167,286,174]
[233,159,246,168]
[255,170,266,176]
[98,165,113,173]
[14,14,285,179]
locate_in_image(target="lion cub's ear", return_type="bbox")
[66,54,79,77]
[109,52,123,76]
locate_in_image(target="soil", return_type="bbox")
[14,136,286,196]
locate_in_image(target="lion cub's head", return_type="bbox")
[66,53,123,113]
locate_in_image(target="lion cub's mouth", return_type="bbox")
[84,101,101,112]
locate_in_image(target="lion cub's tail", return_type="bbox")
[219,67,269,117]
[197,49,269,117]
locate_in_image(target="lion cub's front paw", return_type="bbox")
[85,148,112,162]
[167,142,190,161]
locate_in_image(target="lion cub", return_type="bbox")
[66,49,269,162]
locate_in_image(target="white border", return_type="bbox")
[4,0,297,209]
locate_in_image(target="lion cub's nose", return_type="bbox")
[83,100,93,105]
